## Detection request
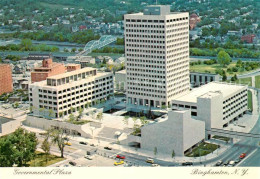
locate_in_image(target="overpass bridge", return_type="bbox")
[207,128,260,142]
[77,35,117,56]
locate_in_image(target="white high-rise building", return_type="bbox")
[124,5,190,107]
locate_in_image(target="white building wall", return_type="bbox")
[141,110,205,156]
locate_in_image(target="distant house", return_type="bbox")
[79,25,87,31]
[241,34,256,43]
[62,20,70,25]
[189,13,201,30]
[227,31,241,36]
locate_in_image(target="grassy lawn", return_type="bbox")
[227,77,252,86]
[190,62,260,77]
[255,75,260,89]
[212,135,230,142]
[248,90,253,111]
[185,142,219,157]
[27,151,65,167]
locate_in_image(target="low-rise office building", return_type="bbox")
[29,67,114,118]
[190,72,221,87]
[172,82,248,130]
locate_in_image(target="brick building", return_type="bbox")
[241,34,256,43]
[66,64,81,72]
[189,13,201,30]
[0,64,13,95]
[31,58,66,83]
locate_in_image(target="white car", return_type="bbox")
[85,155,94,160]
[152,164,160,167]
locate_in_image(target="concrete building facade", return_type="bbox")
[124,5,190,107]
[172,82,248,129]
[0,64,13,95]
[29,67,114,118]
[141,110,205,156]
[31,58,66,83]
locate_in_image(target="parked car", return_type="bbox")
[64,142,72,146]
[235,158,241,163]
[104,146,112,150]
[181,162,193,166]
[151,164,160,167]
[85,155,94,160]
[223,160,230,166]
[215,160,223,166]
[239,153,246,159]
[79,141,87,145]
[228,161,235,166]
[90,144,96,147]
[116,155,125,159]
[69,161,76,166]
[146,158,154,164]
[114,160,124,166]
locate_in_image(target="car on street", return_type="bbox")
[146,158,154,164]
[239,153,246,159]
[228,161,235,166]
[64,142,72,146]
[235,158,241,163]
[151,164,160,167]
[90,143,96,147]
[181,162,193,166]
[63,137,69,141]
[69,161,77,166]
[114,161,124,166]
[223,160,230,166]
[79,141,87,145]
[104,146,112,150]
[116,155,125,159]
[215,160,223,166]
[85,155,94,160]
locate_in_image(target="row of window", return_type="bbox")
[126,38,165,44]
[166,22,188,28]
[125,34,165,39]
[126,49,165,54]
[127,58,165,64]
[125,29,165,33]
[168,87,189,98]
[127,91,166,99]
[223,90,247,104]
[223,103,247,120]
[126,53,165,59]
[125,24,165,28]
[126,19,165,23]
[166,37,189,44]
[127,67,166,74]
[166,31,188,39]
[167,51,189,59]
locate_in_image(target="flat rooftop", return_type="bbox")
[173,82,247,103]
[0,117,15,125]
[47,67,96,80]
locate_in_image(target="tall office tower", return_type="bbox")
[124,5,190,107]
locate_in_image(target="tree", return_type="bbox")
[78,107,83,120]
[41,137,51,163]
[96,112,103,121]
[48,128,67,158]
[13,102,19,108]
[21,39,32,50]
[48,109,55,119]
[69,113,75,122]
[154,147,157,156]
[172,150,175,158]
[217,51,231,67]
[0,128,38,167]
